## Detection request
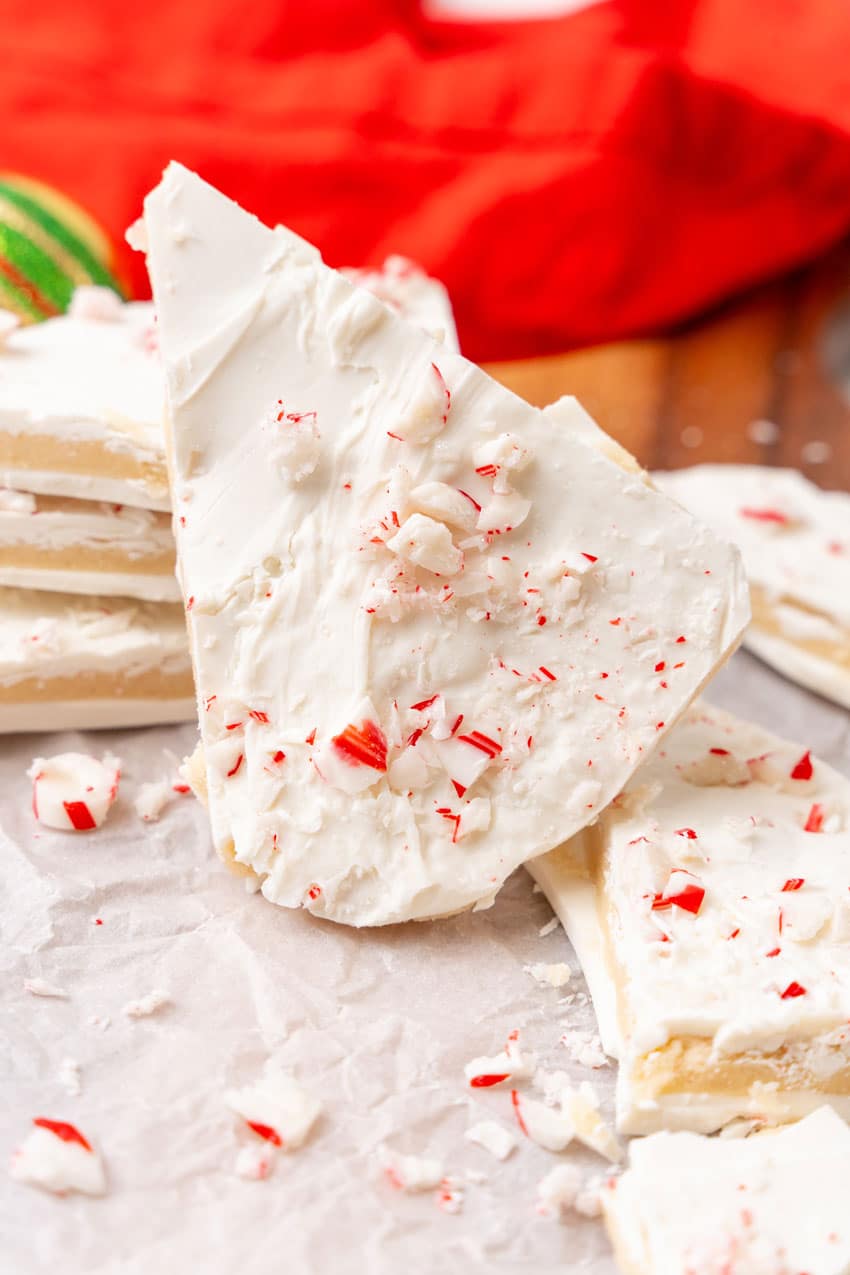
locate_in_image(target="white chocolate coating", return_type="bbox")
[532,701,850,1135]
[604,1106,850,1275]
[657,465,850,706]
[139,162,748,927]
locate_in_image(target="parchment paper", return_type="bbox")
[2,648,848,1275]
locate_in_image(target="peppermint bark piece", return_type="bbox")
[657,464,850,708]
[603,1107,850,1275]
[138,163,748,926]
[530,701,850,1134]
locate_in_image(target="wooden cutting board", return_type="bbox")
[485,238,850,490]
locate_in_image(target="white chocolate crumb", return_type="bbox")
[464,1121,517,1161]
[525,962,572,989]
[122,989,171,1019]
[235,1143,276,1180]
[24,978,69,1000]
[800,439,832,465]
[436,1180,464,1214]
[133,780,173,822]
[378,1146,444,1192]
[58,1058,82,1096]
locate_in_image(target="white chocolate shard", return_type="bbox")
[530,701,850,1135]
[603,1107,850,1275]
[137,163,748,927]
[657,464,850,708]
[378,1146,444,1192]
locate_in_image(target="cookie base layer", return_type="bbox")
[0,434,169,511]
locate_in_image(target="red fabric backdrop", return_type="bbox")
[3,0,850,360]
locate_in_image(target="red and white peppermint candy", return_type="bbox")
[312,700,389,795]
[28,752,121,832]
[10,1118,106,1195]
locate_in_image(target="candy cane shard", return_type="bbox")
[10,1119,106,1195]
[224,1065,321,1153]
[529,702,850,1136]
[28,751,121,831]
[137,163,749,926]
[603,1107,850,1275]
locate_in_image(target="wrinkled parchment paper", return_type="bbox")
[2,648,848,1275]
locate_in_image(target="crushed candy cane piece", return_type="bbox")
[10,1119,106,1195]
[409,481,478,533]
[465,1034,535,1088]
[57,1058,81,1097]
[122,989,171,1019]
[234,1143,275,1180]
[378,1146,444,1192]
[313,700,389,794]
[386,513,463,575]
[270,405,321,483]
[536,1163,582,1217]
[525,962,572,989]
[436,1180,464,1213]
[511,1090,574,1152]
[28,752,120,832]
[394,361,451,444]
[134,780,174,822]
[560,1083,622,1162]
[225,1063,321,1151]
[23,978,69,1000]
[464,1121,517,1161]
[559,1030,608,1070]
[651,868,705,916]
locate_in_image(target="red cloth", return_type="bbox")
[3,0,850,361]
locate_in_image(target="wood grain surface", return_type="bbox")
[485,241,850,490]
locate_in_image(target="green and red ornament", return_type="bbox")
[0,174,127,322]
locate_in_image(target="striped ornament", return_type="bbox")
[0,174,126,322]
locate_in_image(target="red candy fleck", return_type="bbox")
[766,948,781,958]
[271,750,286,765]
[225,721,243,731]
[511,1089,529,1138]
[782,878,805,892]
[246,1121,282,1146]
[306,884,322,901]
[452,780,467,799]
[456,730,502,759]
[226,754,244,778]
[186,596,195,611]
[675,828,698,839]
[790,751,813,781]
[431,362,451,424]
[248,710,270,724]
[804,803,825,833]
[458,489,481,513]
[33,1118,91,1152]
[581,553,598,563]
[709,748,730,756]
[537,616,547,626]
[63,801,96,831]
[739,507,790,525]
[475,464,498,478]
[655,661,666,672]
[780,981,807,999]
[305,729,317,745]
[538,666,557,682]
[410,695,439,711]
[172,782,191,794]
[469,1073,509,1089]
[332,720,388,771]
